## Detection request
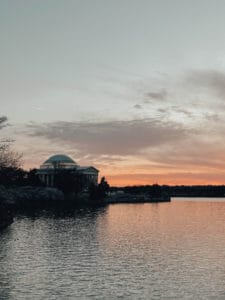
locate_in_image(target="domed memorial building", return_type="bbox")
[37,154,99,188]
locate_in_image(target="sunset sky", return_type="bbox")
[2,0,225,186]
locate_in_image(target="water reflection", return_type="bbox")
[1,201,225,299]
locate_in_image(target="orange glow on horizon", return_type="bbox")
[23,161,225,187]
[105,174,225,187]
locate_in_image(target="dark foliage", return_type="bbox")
[54,170,83,194]
[111,184,225,198]
[89,177,110,204]
[0,167,43,187]
[26,169,44,186]
[0,167,26,187]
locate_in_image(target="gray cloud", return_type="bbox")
[144,89,167,102]
[157,108,167,114]
[0,116,8,130]
[133,104,142,109]
[186,70,225,99]
[137,69,225,124]
[144,135,225,172]
[141,69,225,107]
[171,106,194,118]
[203,113,221,122]
[27,118,189,156]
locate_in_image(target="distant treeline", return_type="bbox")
[110,184,225,197]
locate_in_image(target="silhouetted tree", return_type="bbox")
[26,169,44,186]
[98,177,110,195]
[150,184,162,197]
[0,167,26,187]
[0,116,22,170]
[89,177,110,203]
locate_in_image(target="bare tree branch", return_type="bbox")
[0,116,22,169]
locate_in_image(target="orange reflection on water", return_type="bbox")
[96,201,225,257]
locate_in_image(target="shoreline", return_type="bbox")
[105,194,171,204]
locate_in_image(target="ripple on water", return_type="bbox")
[1,201,225,299]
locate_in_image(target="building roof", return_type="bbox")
[38,154,99,174]
[77,166,99,172]
[44,154,77,165]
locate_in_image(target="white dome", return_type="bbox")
[40,154,77,170]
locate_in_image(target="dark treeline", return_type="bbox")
[110,184,225,197]
[0,167,110,209]
[0,167,44,187]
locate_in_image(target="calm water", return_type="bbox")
[1,199,225,299]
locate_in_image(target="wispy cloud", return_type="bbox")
[144,89,167,102]
[133,104,142,109]
[27,118,189,156]
[186,70,225,99]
